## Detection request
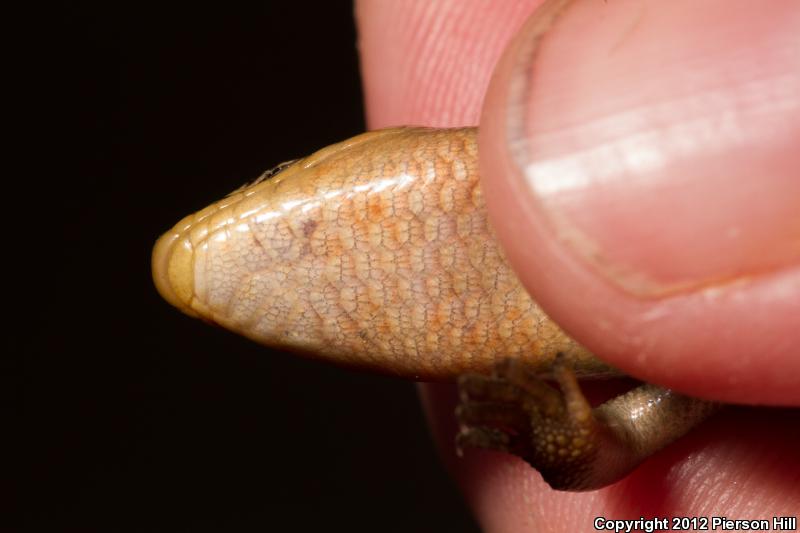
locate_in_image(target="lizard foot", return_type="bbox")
[456,355,720,491]
[456,355,603,490]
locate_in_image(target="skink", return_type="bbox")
[152,127,718,490]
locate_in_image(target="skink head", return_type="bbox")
[150,129,407,326]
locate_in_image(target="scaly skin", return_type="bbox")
[152,127,718,490]
[152,127,612,379]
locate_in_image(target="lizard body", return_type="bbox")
[152,127,608,378]
[153,127,718,490]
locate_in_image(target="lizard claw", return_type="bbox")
[456,355,719,491]
[457,355,606,490]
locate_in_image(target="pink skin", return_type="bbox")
[357,0,800,530]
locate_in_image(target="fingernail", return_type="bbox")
[505,0,800,297]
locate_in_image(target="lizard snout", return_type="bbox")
[152,219,200,319]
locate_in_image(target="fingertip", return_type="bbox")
[356,0,535,128]
[480,0,800,405]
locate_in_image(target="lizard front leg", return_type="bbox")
[457,356,720,491]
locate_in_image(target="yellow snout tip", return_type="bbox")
[152,224,199,318]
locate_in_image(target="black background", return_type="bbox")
[24,3,480,531]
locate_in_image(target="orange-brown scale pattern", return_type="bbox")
[153,127,613,379]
